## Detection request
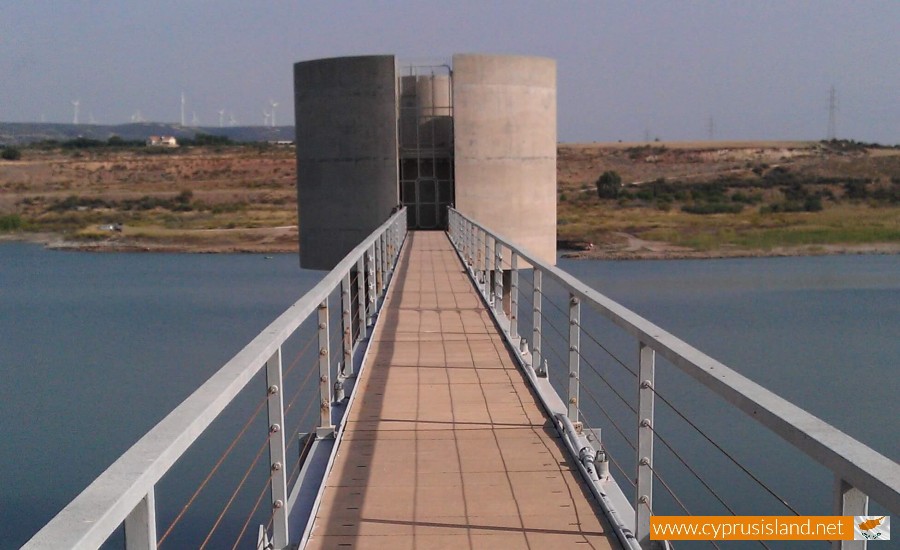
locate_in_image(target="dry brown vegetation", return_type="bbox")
[557,140,900,258]
[0,145,298,252]
[1,140,899,258]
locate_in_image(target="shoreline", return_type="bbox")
[561,243,900,261]
[4,231,898,260]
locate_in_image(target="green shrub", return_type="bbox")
[596,171,622,199]
[731,192,762,204]
[182,133,233,147]
[804,196,824,212]
[843,180,869,199]
[761,201,806,214]
[106,136,143,147]
[61,137,106,149]
[690,182,727,203]
[50,195,110,212]
[682,203,744,215]
[763,166,795,186]
[1,147,22,161]
[783,182,808,201]
[0,214,23,231]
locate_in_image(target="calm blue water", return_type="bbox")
[1,244,897,548]
[558,254,900,459]
[0,243,323,548]
[554,253,899,546]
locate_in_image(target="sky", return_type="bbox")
[2,1,898,143]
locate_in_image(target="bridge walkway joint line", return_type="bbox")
[307,231,616,549]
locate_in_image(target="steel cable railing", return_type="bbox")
[576,406,636,487]
[216,328,322,548]
[157,390,270,546]
[646,424,736,515]
[231,469,275,550]
[26,208,408,550]
[648,385,801,516]
[448,207,900,549]
[199,429,274,549]
[576,375,637,451]
[551,284,797,515]
[576,377,753,550]
[160,325,319,547]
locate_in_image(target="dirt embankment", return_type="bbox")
[2,141,899,258]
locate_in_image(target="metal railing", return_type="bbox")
[448,207,900,550]
[25,209,408,550]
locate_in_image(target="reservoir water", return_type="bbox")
[1,243,897,548]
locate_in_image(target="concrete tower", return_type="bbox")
[294,56,399,270]
[295,54,557,270]
[452,54,557,264]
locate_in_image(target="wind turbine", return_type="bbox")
[263,109,271,127]
[228,112,238,127]
[71,99,80,125]
[181,92,186,126]
[269,100,278,127]
[218,109,225,128]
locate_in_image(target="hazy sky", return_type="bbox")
[3,1,898,143]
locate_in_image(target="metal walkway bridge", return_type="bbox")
[26,208,900,550]
[305,231,614,549]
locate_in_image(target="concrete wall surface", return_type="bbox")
[294,55,399,270]
[452,54,557,264]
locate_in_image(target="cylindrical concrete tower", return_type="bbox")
[452,54,557,264]
[294,55,400,270]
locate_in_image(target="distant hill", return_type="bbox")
[0,122,295,146]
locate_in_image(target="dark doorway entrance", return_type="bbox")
[398,65,454,229]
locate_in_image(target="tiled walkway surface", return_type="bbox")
[307,232,614,549]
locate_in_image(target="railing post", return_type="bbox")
[449,210,456,244]
[393,220,399,258]
[458,214,465,260]
[356,257,367,340]
[379,232,387,292]
[493,240,503,313]
[466,221,475,269]
[374,234,383,297]
[483,232,491,299]
[389,222,396,265]
[366,246,376,326]
[265,348,289,547]
[468,220,474,268]
[533,269,543,375]
[395,221,400,262]
[474,227,480,273]
[124,489,156,550]
[568,294,580,421]
[341,272,353,377]
[637,342,655,549]
[509,252,519,340]
[480,229,487,277]
[386,225,394,264]
[317,299,334,438]
[390,223,397,267]
[395,218,401,261]
[832,476,868,550]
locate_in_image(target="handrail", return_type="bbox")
[25,208,408,550]
[448,207,900,537]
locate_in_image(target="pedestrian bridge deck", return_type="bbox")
[307,231,615,549]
